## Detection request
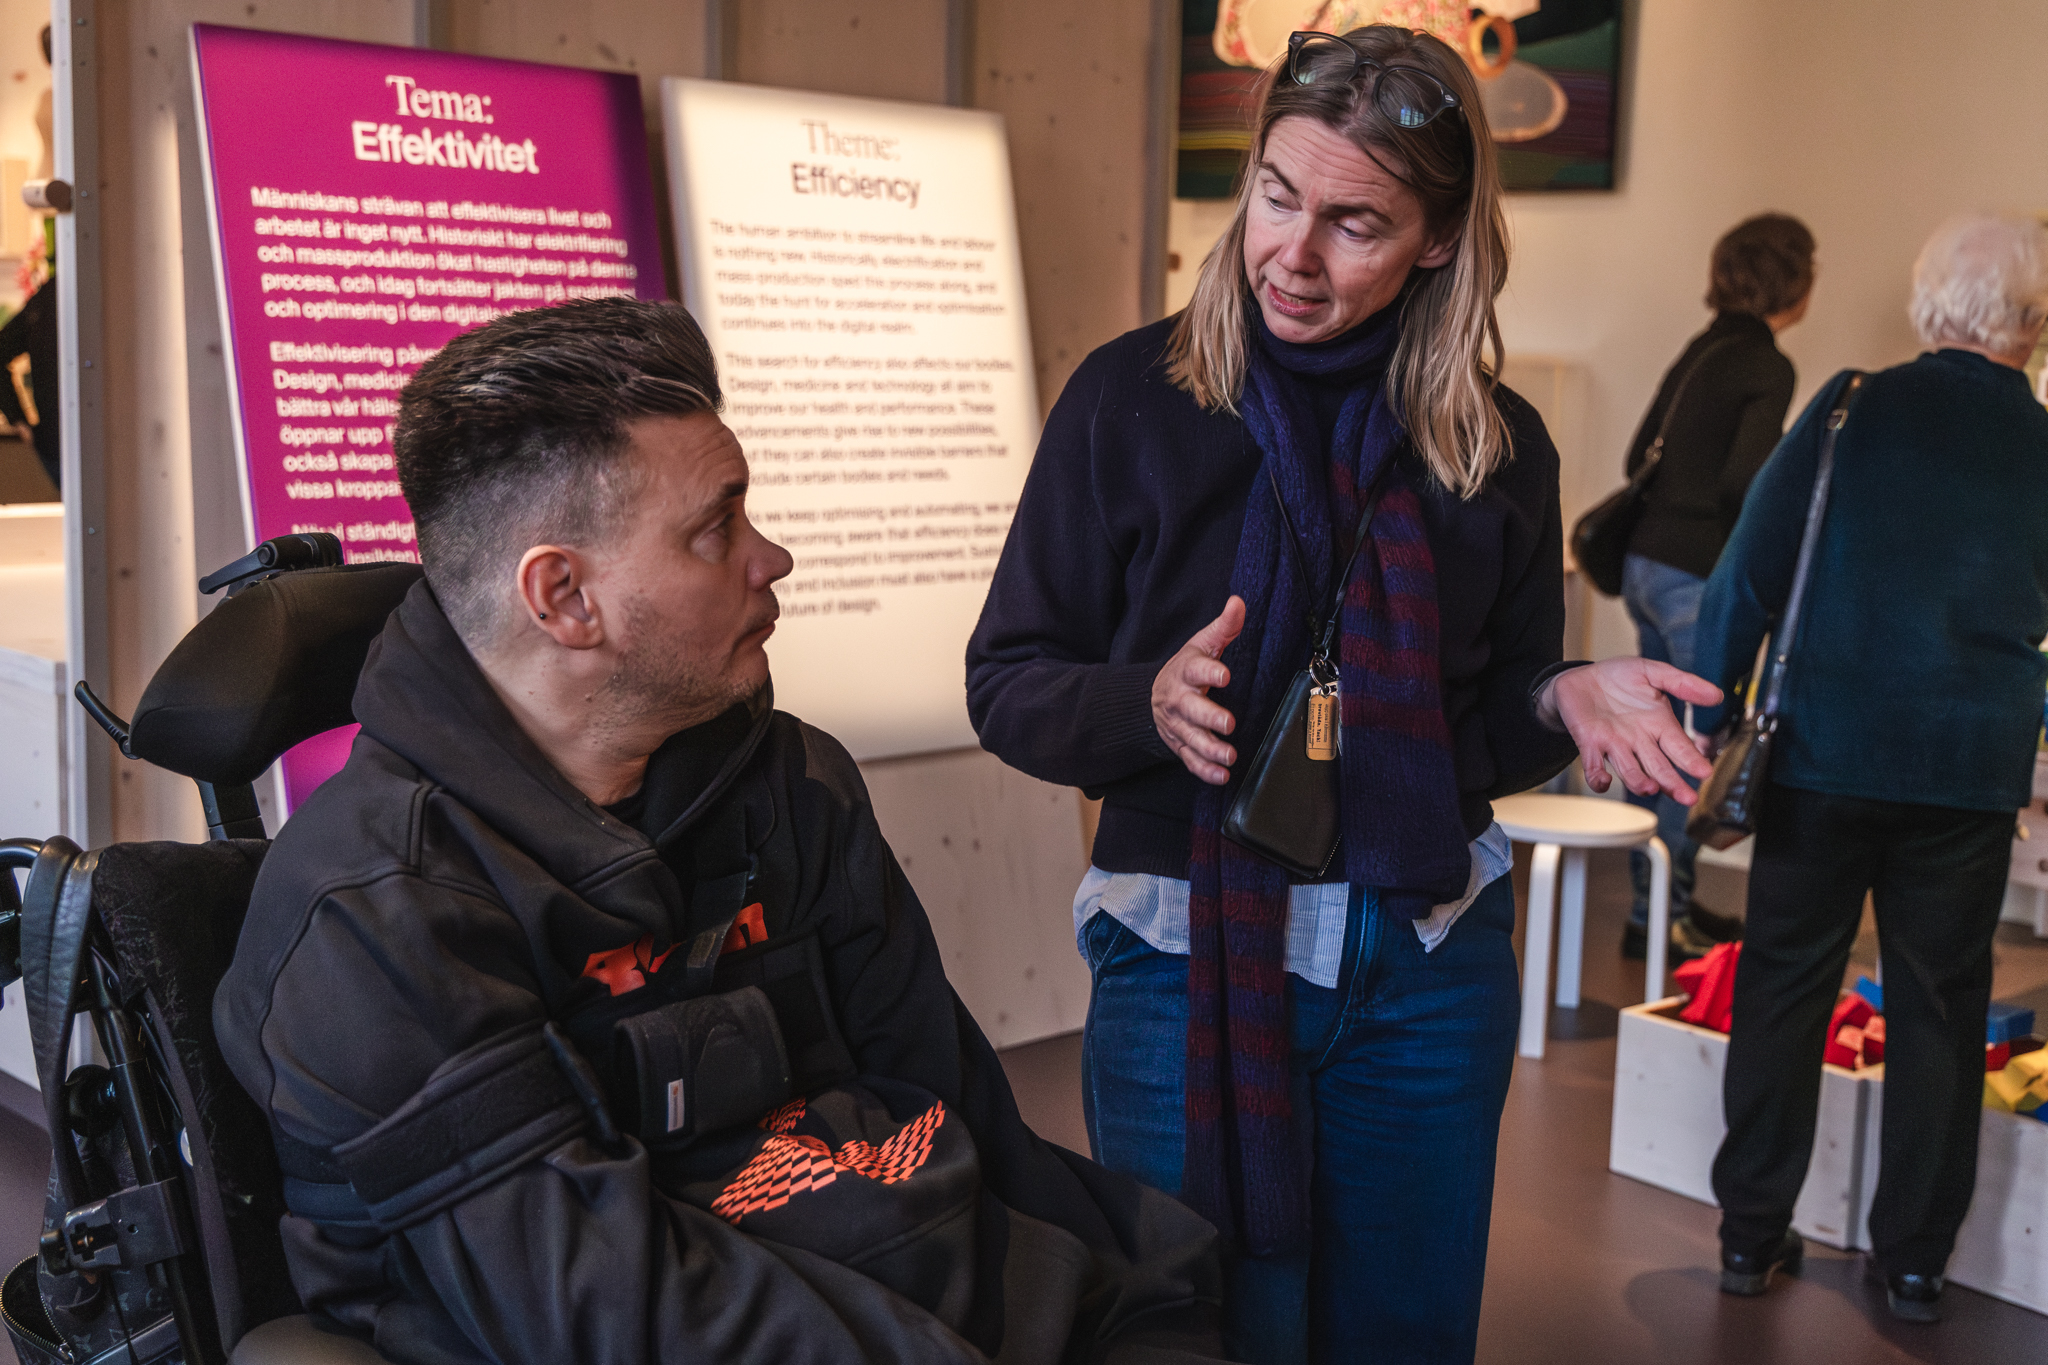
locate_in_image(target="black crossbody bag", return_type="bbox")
[1221,466,1389,878]
[1571,339,1736,597]
[1687,372,1865,850]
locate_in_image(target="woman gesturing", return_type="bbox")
[968,27,1715,1364]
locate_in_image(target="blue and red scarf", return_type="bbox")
[1183,309,1470,1255]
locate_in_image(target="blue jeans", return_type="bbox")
[1078,876,1520,1365]
[1620,552,1704,925]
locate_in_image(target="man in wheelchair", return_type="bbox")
[212,300,1221,1363]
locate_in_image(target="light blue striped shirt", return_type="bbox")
[1072,823,1513,988]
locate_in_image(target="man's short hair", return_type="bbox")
[1706,214,1815,319]
[1910,212,2048,356]
[395,299,722,643]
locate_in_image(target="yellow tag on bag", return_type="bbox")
[1306,687,1338,761]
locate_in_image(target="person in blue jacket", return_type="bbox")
[1692,211,2048,1323]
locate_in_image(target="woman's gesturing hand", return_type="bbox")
[1542,658,1724,803]
[1154,596,1247,786]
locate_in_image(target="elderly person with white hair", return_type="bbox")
[1692,210,2048,1322]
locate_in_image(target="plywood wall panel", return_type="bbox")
[732,0,949,106]
[445,0,709,80]
[858,746,1092,1049]
[974,0,1160,414]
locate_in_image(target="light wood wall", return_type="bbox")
[86,0,1165,1045]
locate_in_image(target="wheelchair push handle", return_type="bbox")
[74,679,135,758]
[198,530,345,597]
[0,838,42,873]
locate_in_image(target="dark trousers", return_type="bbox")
[1711,784,2013,1275]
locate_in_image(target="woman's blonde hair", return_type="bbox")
[1164,25,1511,498]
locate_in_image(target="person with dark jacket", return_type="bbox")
[1616,213,1812,961]
[1692,212,2048,1322]
[0,272,60,490]
[967,27,1719,1365]
[215,299,1224,1365]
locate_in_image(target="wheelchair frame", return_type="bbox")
[0,533,390,1365]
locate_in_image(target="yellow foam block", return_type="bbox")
[1985,1068,2045,1112]
[2009,1049,2048,1083]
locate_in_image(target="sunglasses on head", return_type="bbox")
[1285,31,1462,131]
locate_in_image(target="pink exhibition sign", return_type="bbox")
[190,24,667,809]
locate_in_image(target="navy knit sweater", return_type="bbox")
[1695,350,2048,812]
[966,317,1579,878]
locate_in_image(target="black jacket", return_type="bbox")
[965,317,1577,877]
[1623,311,1796,579]
[216,582,1220,1365]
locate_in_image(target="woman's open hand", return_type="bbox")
[1154,596,1246,786]
[1541,658,1723,803]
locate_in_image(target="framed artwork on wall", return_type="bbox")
[1176,0,1625,199]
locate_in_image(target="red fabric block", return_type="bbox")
[1826,1024,1864,1070]
[1677,941,1740,1034]
[1989,1041,2013,1072]
[1861,1015,1885,1066]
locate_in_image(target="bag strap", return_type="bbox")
[1759,371,1867,719]
[1265,459,1393,668]
[1635,337,1742,482]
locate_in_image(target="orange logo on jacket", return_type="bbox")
[580,903,768,997]
[580,936,677,997]
[722,902,768,954]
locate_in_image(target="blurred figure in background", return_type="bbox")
[1694,212,2048,1322]
[1619,213,1814,961]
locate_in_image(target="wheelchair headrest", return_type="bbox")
[128,562,422,786]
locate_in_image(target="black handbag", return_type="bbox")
[1221,468,1388,878]
[1687,372,1865,850]
[1571,340,1736,597]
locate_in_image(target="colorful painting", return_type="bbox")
[1176,0,1625,198]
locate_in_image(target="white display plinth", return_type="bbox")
[0,503,67,1096]
[1880,1081,2048,1315]
[1610,997,1879,1250]
[2000,754,2048,936]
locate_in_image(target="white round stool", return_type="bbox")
[1493,792,1670,1060]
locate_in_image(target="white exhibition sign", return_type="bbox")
[662,78,1038,761]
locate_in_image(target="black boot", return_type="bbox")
[1864,1257,1943,1323]
[1687,901,1745,943]
[1720,1231,1803,1296]
[1623,913,1718,963]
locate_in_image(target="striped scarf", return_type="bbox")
[1183,310,1469,1256]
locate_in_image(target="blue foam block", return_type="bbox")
[1988,1001,2036,1045]
[1853,976,1883,1012]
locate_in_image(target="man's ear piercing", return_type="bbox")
[538,613,547,620]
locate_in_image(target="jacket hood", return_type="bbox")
[350,580,770,894]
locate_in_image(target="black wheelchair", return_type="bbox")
[0,534,414,1364]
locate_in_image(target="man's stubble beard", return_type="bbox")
[587,596,762,746]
